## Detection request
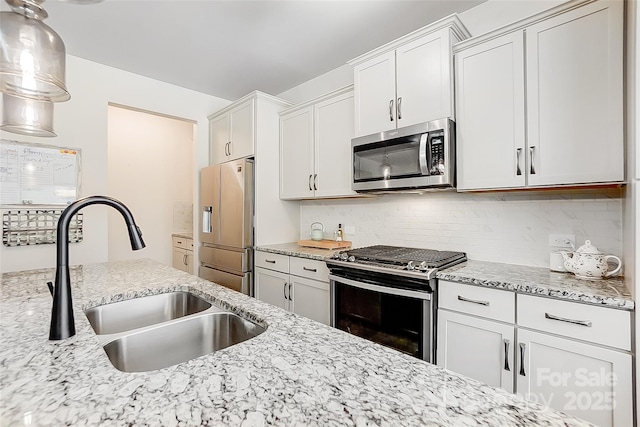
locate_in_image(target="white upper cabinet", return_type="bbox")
[525,0,623,186]
[280,86,356,200]
[350,16,470,138]
[455,32,526,190]
[455,0,624,190]
[209,97,255,164]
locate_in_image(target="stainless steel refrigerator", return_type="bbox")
[199,158,253,295]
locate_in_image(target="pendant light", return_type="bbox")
[1,92,56,136]
[0,0,70,102]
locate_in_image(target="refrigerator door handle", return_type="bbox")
[202,206,213,233]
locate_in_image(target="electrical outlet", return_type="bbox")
[344,225,356,235]
[549,234,575,249]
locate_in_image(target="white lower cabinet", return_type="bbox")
[172,236,193,274]
[255,252,330,325]
[438,310,515,392]
[516,328,632,427]
[437,280,632,426]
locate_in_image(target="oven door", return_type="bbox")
[329,273,435,363]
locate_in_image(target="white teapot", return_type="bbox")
[560,240,622,280]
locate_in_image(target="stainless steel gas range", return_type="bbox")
[326,245,466,363]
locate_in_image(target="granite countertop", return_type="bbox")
[257,243,633,310]
[0,259,590,426]
[172,231,193,240]
[256,242,344,261]
[438,260,634,310]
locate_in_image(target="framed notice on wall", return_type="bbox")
[0,139,81,206]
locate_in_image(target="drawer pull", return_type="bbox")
[519,343,526,376]
[265,259,276,264]
[544,312,592,327]
[283,283,288,300]
[303,267,317,272]
[503,339,510,371]
[457,295,490,306]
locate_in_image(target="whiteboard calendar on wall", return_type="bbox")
[0,139,81,206]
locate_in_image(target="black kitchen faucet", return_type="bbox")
[48,196,145,340]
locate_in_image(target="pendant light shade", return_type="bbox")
[0,6,70,102]
[1,92,56,137]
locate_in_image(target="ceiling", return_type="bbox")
[40,0,485,101]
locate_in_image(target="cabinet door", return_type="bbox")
[185,250,194,275]
[289,275,330,325]
[525,0,623,186]
[396,28,453,128]
[455,31,526,190]
[209,113,230,165]
[314,90,356,198]
[516,328,632,427]
[172,247,188,272]
[280,106,314,199]
[229,98,255,160]
[353,51,396,137]
[255,267,289,310]
[437,310,514,393]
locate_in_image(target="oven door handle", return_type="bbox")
[328,274,432,300]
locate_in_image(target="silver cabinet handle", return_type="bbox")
[308,174,313,191]
[519,343,526,376]
[516,148,522,176]
[457,295,490,306]
[389,99,394,121]
[303,267,317,272]
[529,146,536,174]
[397,97,402,120]
[183,254,188,266]
[545,312,592,327]
[224,142,228,156]
[503,339,511,371]
[313,174,318,191]
[283,282,288,300]
[228,141,232,156]
[288,283,293,301]
[265,259,276,264]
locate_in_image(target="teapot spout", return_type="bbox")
[559,251,574,272]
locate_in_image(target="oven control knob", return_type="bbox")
[406,261,415,270]
[348,256,356,262]
[419,261,429,271]
[340,253,349,261]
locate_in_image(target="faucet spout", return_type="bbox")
[49,195,145,340]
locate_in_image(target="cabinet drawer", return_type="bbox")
[172,236,190,249]
[255,251,289,273]
[517,294,631,351]
[439,280,515,323]
[289,257,329,282]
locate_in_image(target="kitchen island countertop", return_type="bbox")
[0,259,590,426]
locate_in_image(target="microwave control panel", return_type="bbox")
[428,131,445,175]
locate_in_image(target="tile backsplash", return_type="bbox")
[173,201,193,233]
[300,188,623,269]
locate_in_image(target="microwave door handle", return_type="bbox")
[419,133,430,175]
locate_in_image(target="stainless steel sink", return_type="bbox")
[102,312,265,372]
[85,291,212,335]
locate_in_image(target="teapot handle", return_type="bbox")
[604,255,622,278]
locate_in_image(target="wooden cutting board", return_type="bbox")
[297,239,352,249]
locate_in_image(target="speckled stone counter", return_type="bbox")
[438,260,633,310]
[1,259,591,426]
[172,232,193,240]
[256,242,343,261]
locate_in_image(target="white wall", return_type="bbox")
[107,106,194,266]
[0,55,229,273]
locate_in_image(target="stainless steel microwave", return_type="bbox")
[352,118,455,192]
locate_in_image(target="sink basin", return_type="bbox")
[85,291,212,335]
[102,312,265,372]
